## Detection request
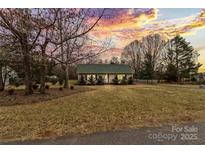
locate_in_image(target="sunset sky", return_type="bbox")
[90,8,205,72]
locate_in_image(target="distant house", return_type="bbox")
[1,66,18,86]
[76,64,134,83]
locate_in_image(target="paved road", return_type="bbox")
[1,122,205,145]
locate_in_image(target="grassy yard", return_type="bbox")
[0,81,88,106]
[0,84,205,142]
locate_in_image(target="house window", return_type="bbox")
[117,74,125,80]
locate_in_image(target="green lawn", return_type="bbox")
[0,84,205,142]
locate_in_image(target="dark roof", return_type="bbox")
[76,64,134,74]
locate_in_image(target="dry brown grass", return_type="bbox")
[0,86,92,106]
[0,84,205,142]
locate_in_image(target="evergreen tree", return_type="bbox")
[141,53,155,80]
[165,64,178,82]
[165,35,201,82]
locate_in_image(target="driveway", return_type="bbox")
[1,122,205,145]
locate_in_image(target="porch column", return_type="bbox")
[78,74,81,81]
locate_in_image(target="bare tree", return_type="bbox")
[35,9,59,94]
[140,34,165,80]
[0,49,10,91]
[0,8,110,93]
[110,56,120,64]
[52,36,111,88]
[0,9,58,94]
[122,40,142,78]
[49,9,109,88]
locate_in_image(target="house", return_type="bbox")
[1,66,18,86]
[76,64,134,83]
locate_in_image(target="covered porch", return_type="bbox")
[78,73,133,83]
[76,64,134,84]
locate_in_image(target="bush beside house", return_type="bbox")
[112,75,119,85]
[78,76,86,85]
[96,76,105,85]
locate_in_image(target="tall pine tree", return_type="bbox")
[165,35,201,82]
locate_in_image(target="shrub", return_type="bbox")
[45,85,50,89]
[51,79,58,85]
[70,85,74,90]
[78,76,86,85]
[32,84,39,90]
[112,75,119,85]
[128,77,134,84]
[15,82,20,87]
[88,75,95,85]
[120,76,128,85]
[191,77,197,83]
[8,89,15,95]
[0,87,4,92]
[96,76,104,85]
[9,77,20,87]
[59,87,63,91]
[59,80,64,86]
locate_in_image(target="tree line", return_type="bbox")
[0,9,110,94]
[121,34,201,83]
